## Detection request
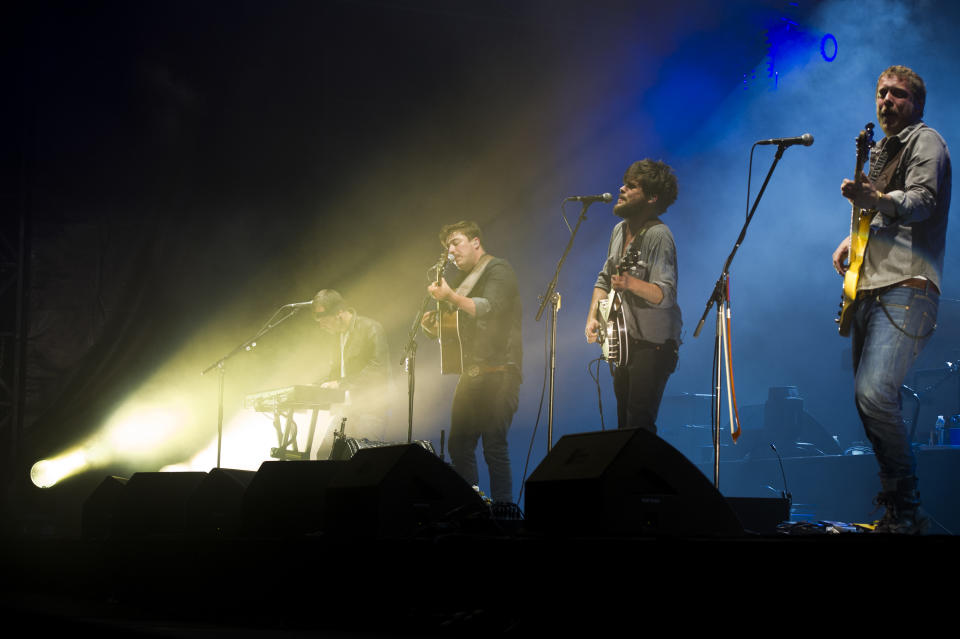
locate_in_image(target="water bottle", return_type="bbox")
[935,415,946,445]
[950,414,960,446]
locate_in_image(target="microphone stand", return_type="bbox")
[536,200,594,452]
[402,292,435,445]
[201,304,306,468]
[692,143,789,489]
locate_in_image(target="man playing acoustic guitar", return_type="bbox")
[423,221,522,503]
[832,65,951,534]
[585,159,682,433]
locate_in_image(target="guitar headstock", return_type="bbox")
[435,250,449,283]
[856,122,875,173]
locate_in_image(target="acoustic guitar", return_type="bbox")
[434,252,464,375]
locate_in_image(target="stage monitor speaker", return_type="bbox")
[525,429,743,536]
[184,468,257,537]
[241,460,349,537]
[325,444,487,538]
[330,435,436,460]
[81,475,128,539]
[110,471,208,538]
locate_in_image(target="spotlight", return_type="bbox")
[30,450,89,488]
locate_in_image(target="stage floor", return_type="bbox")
[3,521,959,636]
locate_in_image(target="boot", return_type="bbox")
[873,476,928,534]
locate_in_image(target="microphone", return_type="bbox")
[426,254,454,273]
[564,193,613,203]
[769,443,793,505]
[756,133,814,147]
[284,301,314,309]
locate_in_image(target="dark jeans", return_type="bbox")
[852,285,938,479]
[613,339,678,433]
[449,370,520,502]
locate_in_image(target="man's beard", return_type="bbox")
[613,201,636,219]
[614,200,651,220]
[878,109,895,135]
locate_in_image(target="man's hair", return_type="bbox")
[312,289,344,317]
[623,159,679,213]
[879,65,926,118]
[438,220,483,247]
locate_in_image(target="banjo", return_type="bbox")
[596,247,641,367]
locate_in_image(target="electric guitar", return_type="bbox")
[435,252,463,375]
[596,248,641,367]
[837,122,875,336]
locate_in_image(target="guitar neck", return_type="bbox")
[850,123,875,236]
[851,156,863,237]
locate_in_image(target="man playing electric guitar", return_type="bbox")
[831,65,951,534]
[585,159,682,433]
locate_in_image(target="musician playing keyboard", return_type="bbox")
[312,289,391,441]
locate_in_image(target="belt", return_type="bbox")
[897,277,939,294]
[465,364,512,377]
[628,338,678,351]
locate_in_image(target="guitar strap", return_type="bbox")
[620,217,663,265]
[454,253,494,297]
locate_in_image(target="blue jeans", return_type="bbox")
[449,370,520,502]
[852,285,938,480]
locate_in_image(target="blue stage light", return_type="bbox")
[820,33,837,62]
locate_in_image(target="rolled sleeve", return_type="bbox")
[475,263,518,318]
[885,127,950,224]
[473,296,492,318]
[643,228,678,309]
